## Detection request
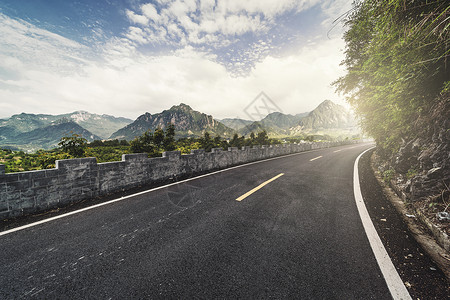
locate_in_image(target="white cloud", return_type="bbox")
[124,0,321,48]
[141,3,160,21]
[0,2,350,121]
[126,9,149,25]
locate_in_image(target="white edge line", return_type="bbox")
[353,147,411,300]
[1,146,343,237]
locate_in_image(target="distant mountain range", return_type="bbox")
[0,112,132,151]
[0,100,359,151]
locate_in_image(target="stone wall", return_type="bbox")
[0,141,353,220]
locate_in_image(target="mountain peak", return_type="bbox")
[295,99,355,130]
[170,103,193,111]
[317,99,335,109]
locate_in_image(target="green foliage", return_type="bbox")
[37,150,72,169]
[163,124,176,151]
[383,169,395,183]
[58,133,88,157]
[0,128,302,173]
[130,130,155,154]
[406,168,418,179]
[334,0,449,153]
[130,124,177,156]
[89,139,129,147]
[199,131,215,152]
[256,130,269,145]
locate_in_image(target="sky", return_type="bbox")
[0,0,352,121]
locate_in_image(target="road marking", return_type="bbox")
[309,155,323,161]
[353,147,411,300]
[236,173,284,202]
[333,149,342,153]
[0,143,366,237]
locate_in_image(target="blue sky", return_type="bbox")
[0,0,351,120]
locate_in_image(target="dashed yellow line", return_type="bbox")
[309,156,323,161]
[236,173,285,202]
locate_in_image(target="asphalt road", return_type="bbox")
[0,143,394,299]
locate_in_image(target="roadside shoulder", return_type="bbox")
[369,151,450,280]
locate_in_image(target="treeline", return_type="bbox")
[0,125,359,173]
[334,0,449,153]
[0,128,283,173]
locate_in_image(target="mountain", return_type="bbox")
[239,122,267,137]
[238,112,308,137]
[219,118,253,130]
[290,100,357,135]
[0,111,132,140]
[0,113,59,140]
[1,120,101,152]
[58,111,133,139]
[110,104,235,140]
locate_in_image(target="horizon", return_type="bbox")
[0,1,352,120]
[0,99,350,122]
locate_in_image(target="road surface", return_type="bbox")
[1,143,398,299]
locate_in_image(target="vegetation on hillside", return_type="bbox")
[2,126,335,173]
[334,0,449,153]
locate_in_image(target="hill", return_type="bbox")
[238,111,308,137]
[219,118,253,130]
[1,120,100,152]
[110,104,235,140]
[0,111,132,141]
[58,111,133,139]
[290,100,357,134]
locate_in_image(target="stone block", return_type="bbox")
[7,180,32,192]
[2,174,19,183]
[162,151,181,158]
[0,183,6,193]
[211,148,223,153]
[0,199,8,212]
[122,153,148,161]
[191,149,205,155]
[56,157,97,169]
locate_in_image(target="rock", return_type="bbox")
[426,167,442,179]
[436,212,450,222]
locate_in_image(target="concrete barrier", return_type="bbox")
[0,141,355,220]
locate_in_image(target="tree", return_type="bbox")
[163,124,176,151]
[130,125,177,155]
[230,133,240,147]
[130,130,155,154]
[153,127,165,150]
[58,133,87,157]
[334,0,449,153]
[256,130,269,145]
[200,131,214,152]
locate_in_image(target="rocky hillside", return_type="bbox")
[290,100,357,134]
[110,104,235,140]
[377,96,449,204]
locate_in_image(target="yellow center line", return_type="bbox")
[309,155,323,161]
[236,173,285,202]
